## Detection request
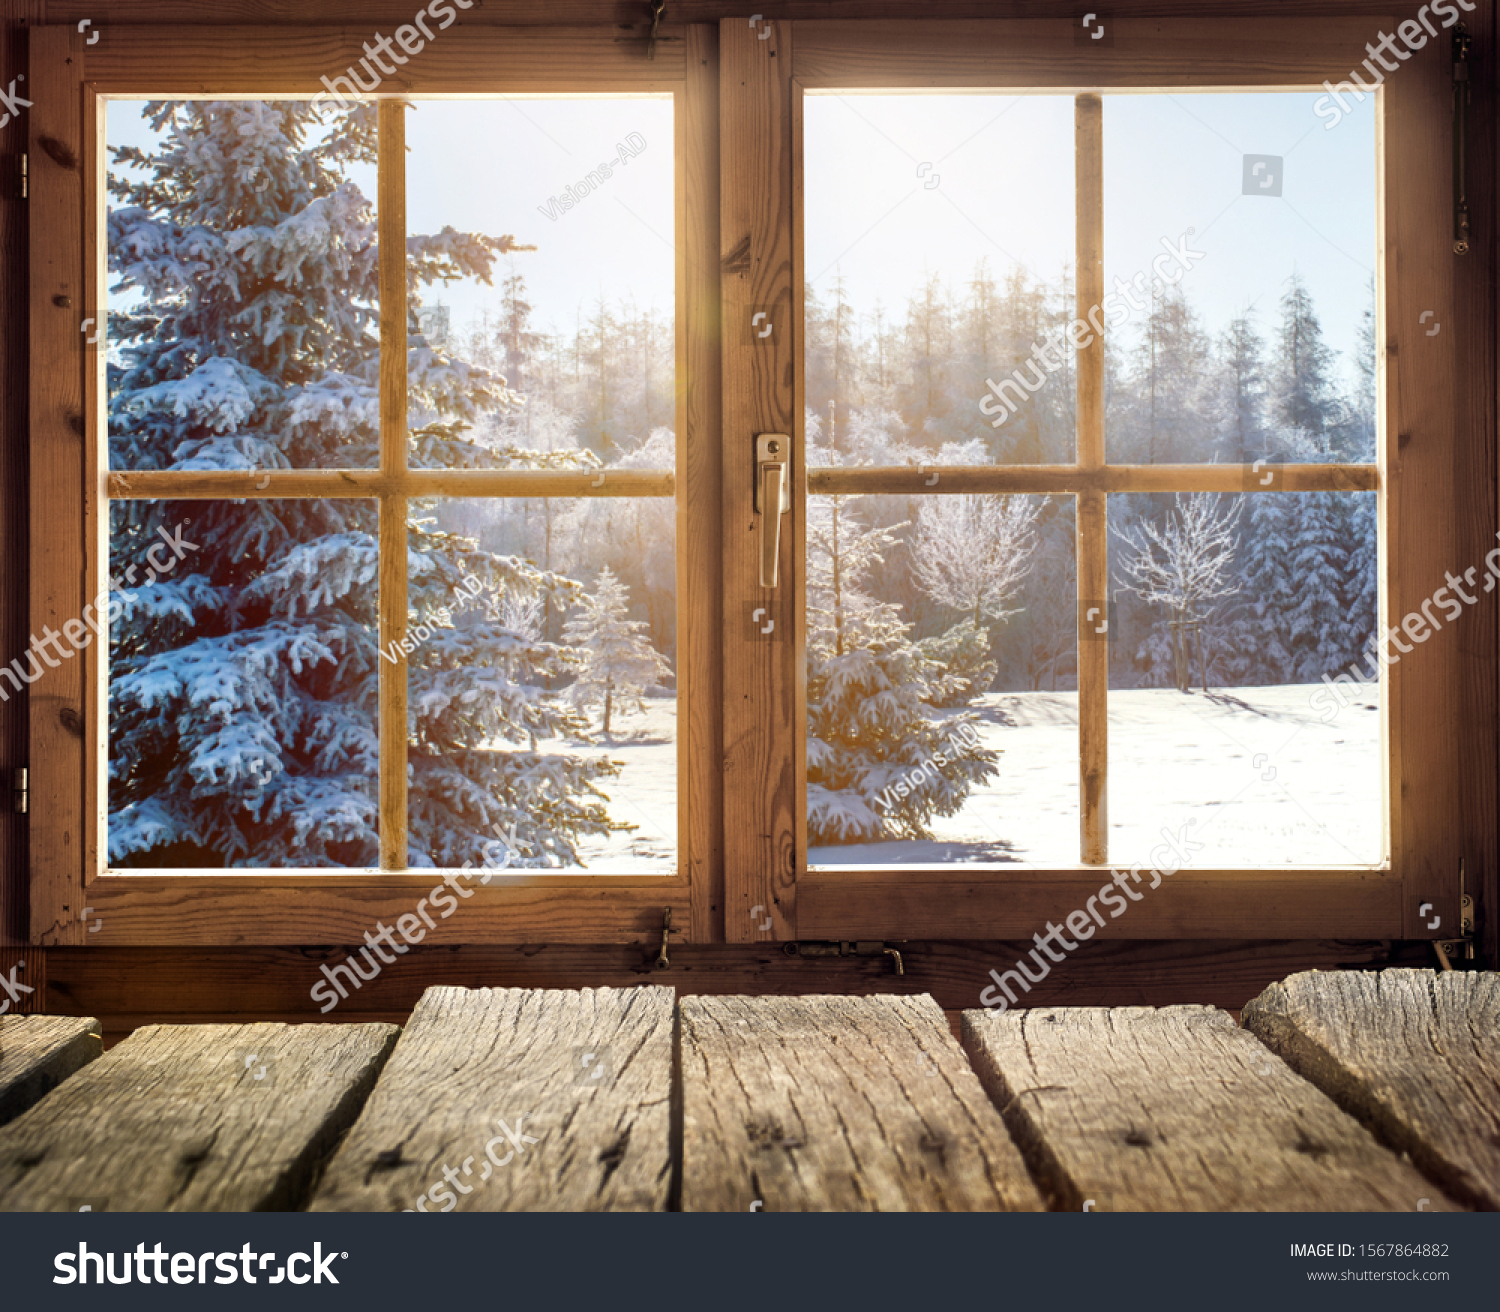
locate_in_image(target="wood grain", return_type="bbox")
[0,1021,397,1210]
[1243,969,1500,1211]
[78,25,685,93]
[378,100,408,872]
[962,1004,1459,1211]
[0,2,32,947]
[36,2,1448,26]
[808,463,1378,496]
[27,26,87,945]
[309,984,674,1211]
[43,939,1435,1025]
[0,1015,100,1127]
[720,17,795,942]
[680,993,1044,1211]
[793,17,1384,88]
[37,2,1438,25]
[1383,24,1462,935]
[53,879,690,945]
[1076,98,1106,878]
[107,469,675,498]
[683,26,725,942]
[798,868,1405,940]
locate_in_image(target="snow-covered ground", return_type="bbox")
[550,683,1383,873]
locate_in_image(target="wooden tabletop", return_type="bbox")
[0,969,1493,1211]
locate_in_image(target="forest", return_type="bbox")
[100,99,1377,866]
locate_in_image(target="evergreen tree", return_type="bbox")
[1216,309,1267,464]
[1274,272,1340,445]
[106,100,619,869]
[562,566,672,737]
[806,494,997,844]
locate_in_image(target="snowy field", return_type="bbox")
[555,683,1382,872]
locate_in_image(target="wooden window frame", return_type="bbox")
[720,16,1489,946]
[26,15,1490,954]
[28,23,723,945]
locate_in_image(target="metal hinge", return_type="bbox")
[12,768,26,814]
[17,153,26,201]
[1433,869,1475,970]
[785,940,905,976]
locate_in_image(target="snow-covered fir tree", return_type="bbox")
[562,566,672,737]
[106,100,620,869]
[805,492,998,844]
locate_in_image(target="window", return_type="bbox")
[26,16,1482,949]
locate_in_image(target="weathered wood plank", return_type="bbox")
[0,1016,101,1127]
[1243,970,1500,1211]
[309,985,674,1211]
[0,1021,397,1210]
[681,993,1044,1211]
[962,1004,1458,1211]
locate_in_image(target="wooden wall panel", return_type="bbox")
[31,3,1449,28]
[42,939,1433,1041]
[0,2,39,949]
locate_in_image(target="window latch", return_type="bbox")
[755,434,790,588]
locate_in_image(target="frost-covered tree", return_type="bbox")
[806,495,997,844]
[562,567,672,737]
[106,100,619,869]
[1114,492,1243,691]
[909,495,1041,629]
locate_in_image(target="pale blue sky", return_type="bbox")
[108,88,1375,375]
[804,90,1377,380]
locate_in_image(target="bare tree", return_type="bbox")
[910,495,1042,629]
[1114,492,1243,691]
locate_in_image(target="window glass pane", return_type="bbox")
[106,498,379,869]
[804,484,1076,868]
[804,94,1077,467]
[107,100,380,471]
[1102,93,1377,464]
[404,99,675,472]
[408,497,677,874]
[1106,490,1382,867]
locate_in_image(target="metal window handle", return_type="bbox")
[755,434,790,588]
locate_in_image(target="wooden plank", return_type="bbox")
[0,2,33,947]
[680,993,1044,1211]
[309,985,674,1211]
[1384,23,1460,934]
[28,25,87,945]
[0,1015,100,1127]
[107,469,675,497]
[42,1,1423,25]
[792,17,1387,88]
[1243,969,1500,1211]
[378,101,407,872]
[809,463,1378,496]
[60,878,689,945]
[1079,85,1106,870]
[720,17,794,942]
[43,939,1434,1023]
[1076,94,1106,869]
[962,1004,1459,1211]
[798,869,1404,939]
[0,1021,397,1210]
[78,25,685,93]
[683,26,725,941]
